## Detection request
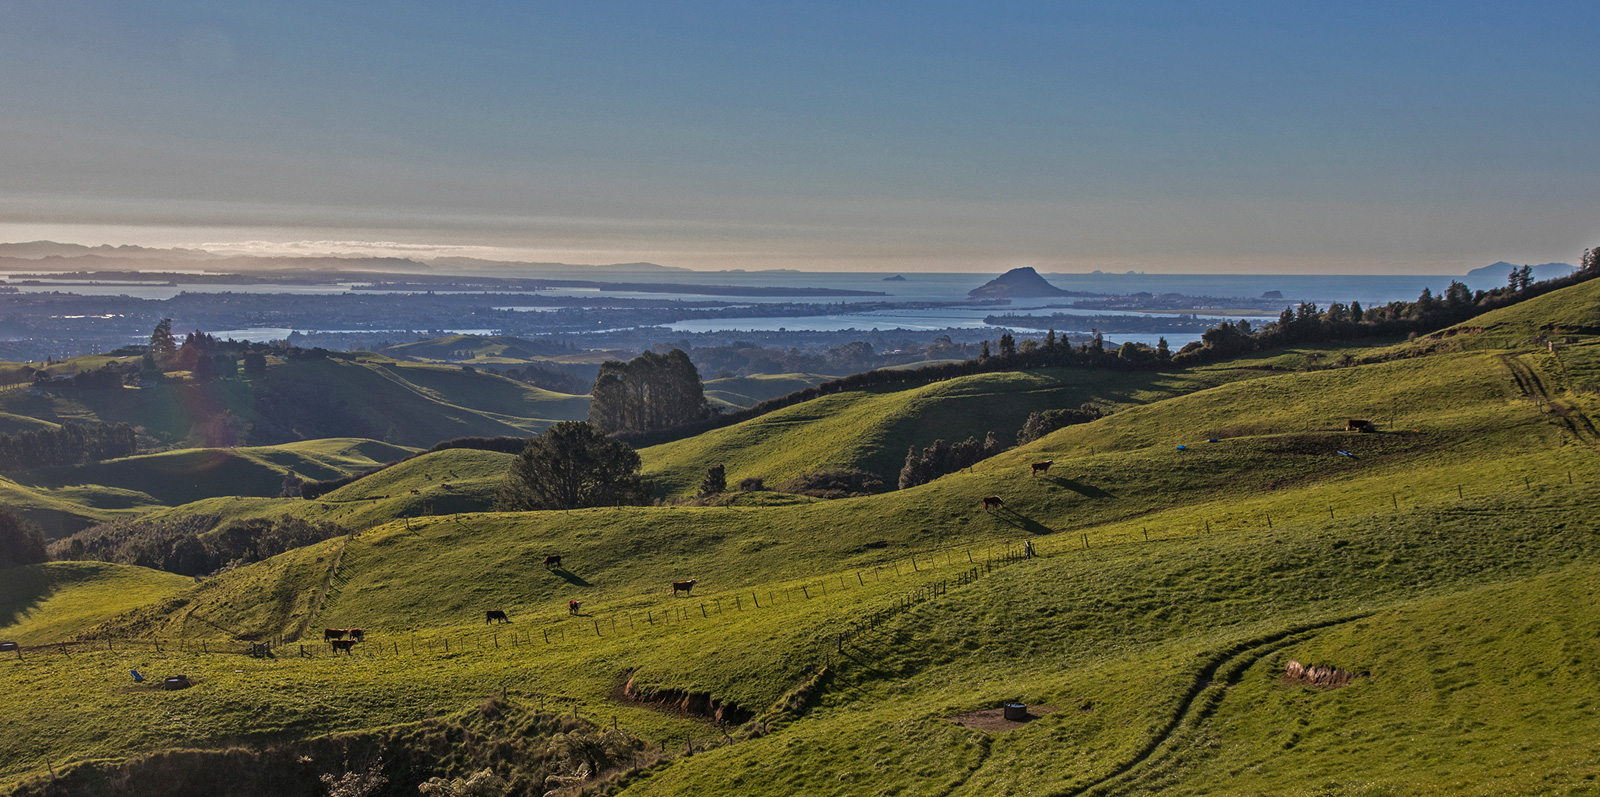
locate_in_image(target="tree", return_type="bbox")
[149,318,177,367]
[1584,247,1599,272]
[243,351,267,377]
[1518,265,1534,291]
[589,349,712,434]
[1349,301,1364,323]
[698,464,726,498]
[998,333,1016,357]
[496,421,648,511]
[0,505,47,568]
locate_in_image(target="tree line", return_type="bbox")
[53,514,349,577]
[613,254,1600,449]
[0,420,138,473]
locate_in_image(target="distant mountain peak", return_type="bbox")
[968,266,1085,298]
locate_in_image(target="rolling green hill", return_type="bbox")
[702,372,833,408]
[0,561,191,646]
[0,354,588,449]
[379,334,569,363]
[6,280,1600,795]
[1,439,414,538]
[639,365,1276,496]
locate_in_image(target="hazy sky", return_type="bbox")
[2,1,1596,273]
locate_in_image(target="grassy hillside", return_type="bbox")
[380,334,568,363]
[1,439,413,538]
[0,562,191,646]
[640,365,1275,496]
[703,373,833,408]
[0,354,587,449]
[6,281,1600,794]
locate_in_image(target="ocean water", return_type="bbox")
[2,269,1478,348]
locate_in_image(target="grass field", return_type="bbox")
[0,354,588,449]
[4,280,1600,794]
[640,365,1279,497]
[1,439,415,539]
[703,372,834,408]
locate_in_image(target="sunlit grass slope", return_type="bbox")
[640,366,1275,496]
[7,280,1600,794]
[0,561,190,646]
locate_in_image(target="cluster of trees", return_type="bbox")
[56,514,349,576]
[496,421,649,511]
[898,432,1006,490]
[0,421,138,472]
[1169,268,1591,364]
[589,349,716,434]
[774,468,886,499]
[0,506,48,568]
[1016,404,1105,445]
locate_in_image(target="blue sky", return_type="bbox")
[1,1,1595,272]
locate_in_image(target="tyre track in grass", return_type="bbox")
[1056,613,1368,797]
[1500,353,1600,448]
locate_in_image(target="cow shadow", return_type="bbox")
[991,507,1053,535]
[550,568,592,587]
[1043,476,1116,499]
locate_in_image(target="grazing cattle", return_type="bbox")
[410,488,420,495]
[543,554,562,568]
[672,579,697,596]
[982,495,1004,512]
[1030,461,1053,476]
[323,628,347,641]
[347,628,365,642]
[486,610,509,624]
[329,639,357,654]
[568,599,582,615]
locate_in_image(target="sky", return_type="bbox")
[1,1,1596,273]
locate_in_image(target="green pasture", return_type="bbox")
[703,372,833,408]
[5,280,1600,793]
[640,365,1275,497]
[0,562,191,646]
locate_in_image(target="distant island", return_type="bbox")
[883,274,907,282]
[1464,261,1574,290]
[968,267,1095,299]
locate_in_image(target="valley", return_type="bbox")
[2,276,1599,795]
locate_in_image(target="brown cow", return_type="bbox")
[1030,461,1053,476]
[486,610,509,624]
[982,495,1003,512]
[323,628,347,641]
[347,628,365,642]
[544,554,562,568]
[672,579,697,596]
[329,639,357,654]
[568,599,582,615]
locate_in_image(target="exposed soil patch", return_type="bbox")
[945,704,1057,733]
[1283,659,1357,689]
[613,673,753,724]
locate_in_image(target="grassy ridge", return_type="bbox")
[703,373,834,408]
[0,562,191,646]
[6,280,1600,793]
[640,366,1273,497]
[1,439,414,538]
[0,355,588,449]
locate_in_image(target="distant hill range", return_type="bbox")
[968,267,1096,299]
[1464,261,1575,290]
